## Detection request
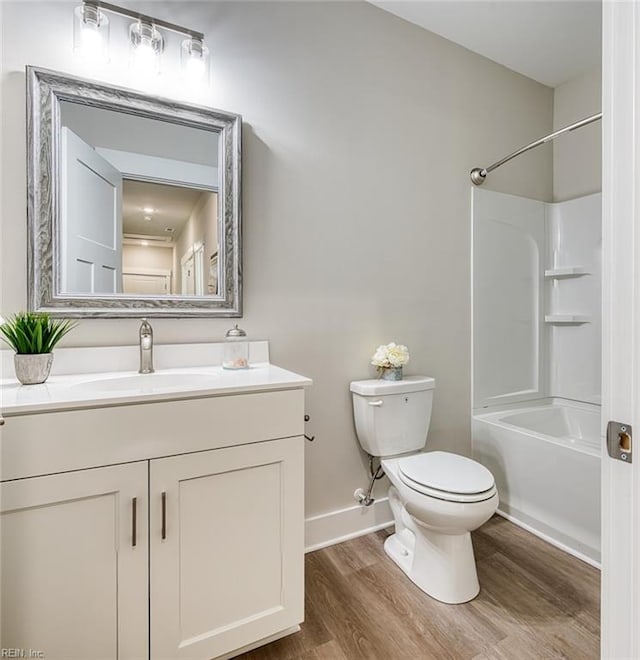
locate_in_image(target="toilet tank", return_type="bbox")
[350,376,436,457]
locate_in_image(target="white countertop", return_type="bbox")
[1,363,312,416]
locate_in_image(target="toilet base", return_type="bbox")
[384,525,480,604]
[384,529,416,575]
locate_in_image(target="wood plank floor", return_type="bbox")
[237,516,600,660]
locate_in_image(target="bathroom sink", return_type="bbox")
[75,372,219,394]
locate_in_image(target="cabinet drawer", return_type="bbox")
[2,388,305,480]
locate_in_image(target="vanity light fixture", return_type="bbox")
[73,1,208,82]
[181,37,210,84]
[129,20,164,76]
[73,3,109,62]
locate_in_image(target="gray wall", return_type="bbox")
[1,1,553,519]
[553,67,602,202]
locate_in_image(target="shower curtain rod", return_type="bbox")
[470,112,602,185]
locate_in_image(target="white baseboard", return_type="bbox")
[305,497,393,553]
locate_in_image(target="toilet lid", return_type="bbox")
[398,451,495,496]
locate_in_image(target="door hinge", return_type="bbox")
[607,421,632,463]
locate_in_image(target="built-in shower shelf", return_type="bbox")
[544,314,591,324]
[544,266,590,278]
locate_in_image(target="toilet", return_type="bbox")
[351,376,498,604]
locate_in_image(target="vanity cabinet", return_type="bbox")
[1,462,149,660]
[1,386,307,660]
[150,438,304,659]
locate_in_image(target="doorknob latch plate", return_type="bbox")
[607,421,632,463]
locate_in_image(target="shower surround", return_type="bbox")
[471,188,601,564]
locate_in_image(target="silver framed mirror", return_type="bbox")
[27,66,242,317]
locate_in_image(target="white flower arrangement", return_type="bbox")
[370,342,410,370]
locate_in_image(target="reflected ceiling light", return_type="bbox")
[144,215,152,221]
[73,2,208,83]
[73,3,109,62]
[143,206,154,214]
[141,240,149,246]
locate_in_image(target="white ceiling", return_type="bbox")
[369,0,602,87]
[123,180,206,239]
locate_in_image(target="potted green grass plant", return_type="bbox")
[0,312,77,385]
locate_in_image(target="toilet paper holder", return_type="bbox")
[304,414,315,442]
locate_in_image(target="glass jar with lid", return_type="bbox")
[222,324,249,369]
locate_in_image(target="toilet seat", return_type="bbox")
[398,451,496,503]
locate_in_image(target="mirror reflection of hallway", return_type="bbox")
[121,180,218,296]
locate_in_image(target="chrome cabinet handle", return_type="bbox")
[161,491,167,540]
[367,400,384,407]
[132,497,137,547]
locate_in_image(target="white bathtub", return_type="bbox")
[472,400,601,565]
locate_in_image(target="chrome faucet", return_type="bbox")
[139,318,154,374]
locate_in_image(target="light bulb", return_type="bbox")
[186,56,205,81]
[80,25,104,63]
[134,43,156,73]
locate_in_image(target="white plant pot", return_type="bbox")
[14,353,54,385]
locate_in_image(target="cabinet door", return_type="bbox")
[150,437,304,660]
[1,462,148,660]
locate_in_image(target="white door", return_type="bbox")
[60,127,123,294]
[193,242,205,296]
[601,1,640,656]
[150,438,304,660]
[1,462,148,660]
[181,251,195,295]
